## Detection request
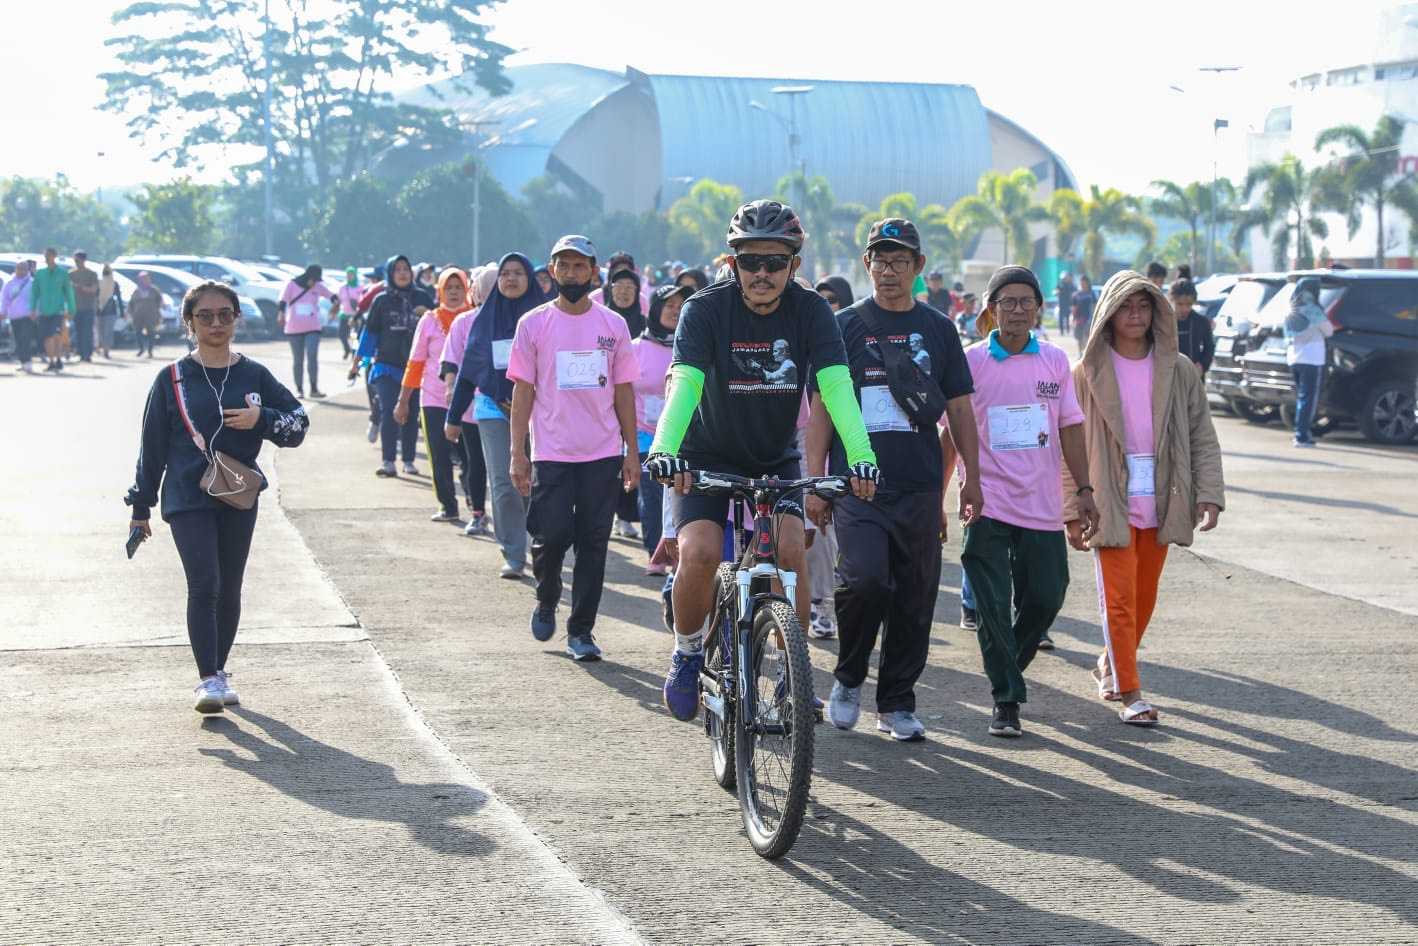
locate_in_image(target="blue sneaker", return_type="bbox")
[530,604,556,642]
[663,650,704,721]
[566,635,602,662]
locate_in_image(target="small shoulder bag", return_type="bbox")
[856,307,948,428]
[169,360,262,510]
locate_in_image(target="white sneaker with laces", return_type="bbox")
[366,422,379,443]
[827,681,861,730]
[809,606,837,639]
[402,462,419,476]
[877,711,926,742]
[193,676,225,714]
[216,670,239,706]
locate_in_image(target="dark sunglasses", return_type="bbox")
[736,253,792,274]
[193,307,238,325]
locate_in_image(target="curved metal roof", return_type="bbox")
[644,72,992,210]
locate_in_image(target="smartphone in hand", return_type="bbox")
[126,526,146,560]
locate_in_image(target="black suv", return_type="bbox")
[1207,274,1287,422]
[1237,270,1418,444]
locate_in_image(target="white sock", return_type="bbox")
[674,630,704,655]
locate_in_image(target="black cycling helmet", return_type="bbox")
[726,199,806,253]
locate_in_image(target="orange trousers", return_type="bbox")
[1094,527,1169,694]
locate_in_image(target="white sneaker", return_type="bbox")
[216,670,239,706]
[618,520,640,539]
[877,711,926,742]
[366,422,379,443]
[500,562,525,580]
[193,676,225,714]
[20,362,33,374]
[809,605,837,639]
[402,462,419,476]
[827,681,861,730]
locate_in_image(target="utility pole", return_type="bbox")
[464,120,501,265]
[1199,66,1241,275]
[262,0,274,257]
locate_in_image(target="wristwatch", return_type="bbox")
[1076,485,1095,496]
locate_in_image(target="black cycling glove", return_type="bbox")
[848,461,881,486]
[644,453,690,482]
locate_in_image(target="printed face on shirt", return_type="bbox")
[866,332,932,379]
[729,336,798,391]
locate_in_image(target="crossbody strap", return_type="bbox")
[169,361,208,454]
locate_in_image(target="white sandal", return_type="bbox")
[1119,700,1159,726]
[1092,657,1120,702]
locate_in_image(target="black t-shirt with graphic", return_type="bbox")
[674,279,847,470]
[825,298,973,493]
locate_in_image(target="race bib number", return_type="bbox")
[492,338,513,370]
[860,385,913,433]
[987,403,1048,451]
[1126,454,1156,497]
[294,302,315,317]
[556,349,608,390]
[644,394,665,424]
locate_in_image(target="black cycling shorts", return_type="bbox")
[675,455,804,530]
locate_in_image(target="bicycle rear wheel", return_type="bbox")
[705,564,736,791]
[735,599,814,859]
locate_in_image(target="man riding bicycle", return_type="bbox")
[645,199,881,722]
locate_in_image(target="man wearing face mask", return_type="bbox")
[645,199,881,723]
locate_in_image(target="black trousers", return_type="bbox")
[458,420,488,514]
[421,405,459,517]
[528,456,622,638]
[12,318,37,363]
[74,311,95,359]
[832,490,943,713]
[169,503,259,679]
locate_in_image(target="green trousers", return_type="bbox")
[960,516,1069,704]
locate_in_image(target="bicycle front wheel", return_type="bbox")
[734,599,815,859]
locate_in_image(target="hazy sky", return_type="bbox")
[0,0,1394,197]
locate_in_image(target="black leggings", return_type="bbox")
[169,504,259,679]
[458,420,488,514]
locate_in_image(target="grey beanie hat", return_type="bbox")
[985,265,1043,306]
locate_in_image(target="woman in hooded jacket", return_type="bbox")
[354,255,435,477]
[396,267,472,523]
[633,283,692,573]
[279,265,336,398]
[436,264,499,536]
[1062,270,1225,727]
[606,269,647,539]
[446,253,553,578]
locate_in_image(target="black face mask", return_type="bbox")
[559,280,593,304]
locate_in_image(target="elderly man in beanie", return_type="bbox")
[961,265,1100,738]
[806,218,983,742]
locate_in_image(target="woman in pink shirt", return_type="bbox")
[279,266,336,398]
[633,283,690,573]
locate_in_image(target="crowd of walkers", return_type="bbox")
[121,198,1226,742]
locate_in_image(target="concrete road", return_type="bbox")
[2,340,1416,945]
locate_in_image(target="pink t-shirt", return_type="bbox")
[507,300,638,463]
[439,309,478,423]
[336,284,362,315]
[1110,349,1158,529]
[964,338,1084,532]
[408,312,455,412]
[280,280,334,334]
[632,337,674,436]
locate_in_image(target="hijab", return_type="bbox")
[434,268,470,332]
[460,253,553,402]
[471,265,498,307]
[294,264,322,289]
[644,284,690,345]
[677,268,709,295]
[815,275,854,310]
[99,265,118,309]
[606,270,645,337]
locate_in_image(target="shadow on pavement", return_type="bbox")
[198,706,496,858]
[1224,483,1418,518]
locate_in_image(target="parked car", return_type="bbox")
[1207,273,1288,422]
[115,255,285,333]
[1194,273,1238,320]
[110,264,265,339]
[0,258,154,343]
[1238,269,1418,445]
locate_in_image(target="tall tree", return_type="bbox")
[1313,115,1418,266]
[774,171,838,276]
[102,1,510,212]
[1047,186,1155,281]
[394,162,540,267]
[1148,177,1237,276]
[126,179,218,254]
[667,179,744,264]
[1235,155,1329,269]
[947,168,1051,266]
[0,176,124,259]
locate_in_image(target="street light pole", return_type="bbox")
[1199,66,1240,276]
[262,0,274,257]
[464,120,501,265]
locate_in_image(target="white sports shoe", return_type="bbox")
[216,670,239,706]
[193,676,225,714]
[402,462,419,476]
[877,711,926,742]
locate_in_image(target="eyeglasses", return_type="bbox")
[735,253,792,274]
[994,297,1040,313]
[194,307,238,325]
[867,257,916,274]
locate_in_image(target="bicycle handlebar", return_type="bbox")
[686,470,851,502]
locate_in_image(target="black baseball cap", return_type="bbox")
[865,218,921,253]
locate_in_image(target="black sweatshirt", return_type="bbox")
[125,355,308,521]
[1176,309,1216,374]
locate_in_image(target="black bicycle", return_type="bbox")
[689,470,850,859]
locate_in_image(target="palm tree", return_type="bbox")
[1047,186,1155,280]
[1149,177,1238,275]
[775,171,839,275]
[947,168,1052,266]
[1313,115,1417,266]
[1235,155,1328,269]
[853,192,962,275]
[667,179,744,263]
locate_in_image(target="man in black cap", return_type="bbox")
[806,217,983,742]
[958,265,1098,738]
[924,270,952,313]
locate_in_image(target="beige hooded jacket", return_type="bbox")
[1062,270,1225,549]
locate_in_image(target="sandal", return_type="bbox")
[1092,656,1120,702]
[1119,700,1159,727]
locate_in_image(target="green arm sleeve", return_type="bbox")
[815,364,878,467]
[648,363,706,456]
